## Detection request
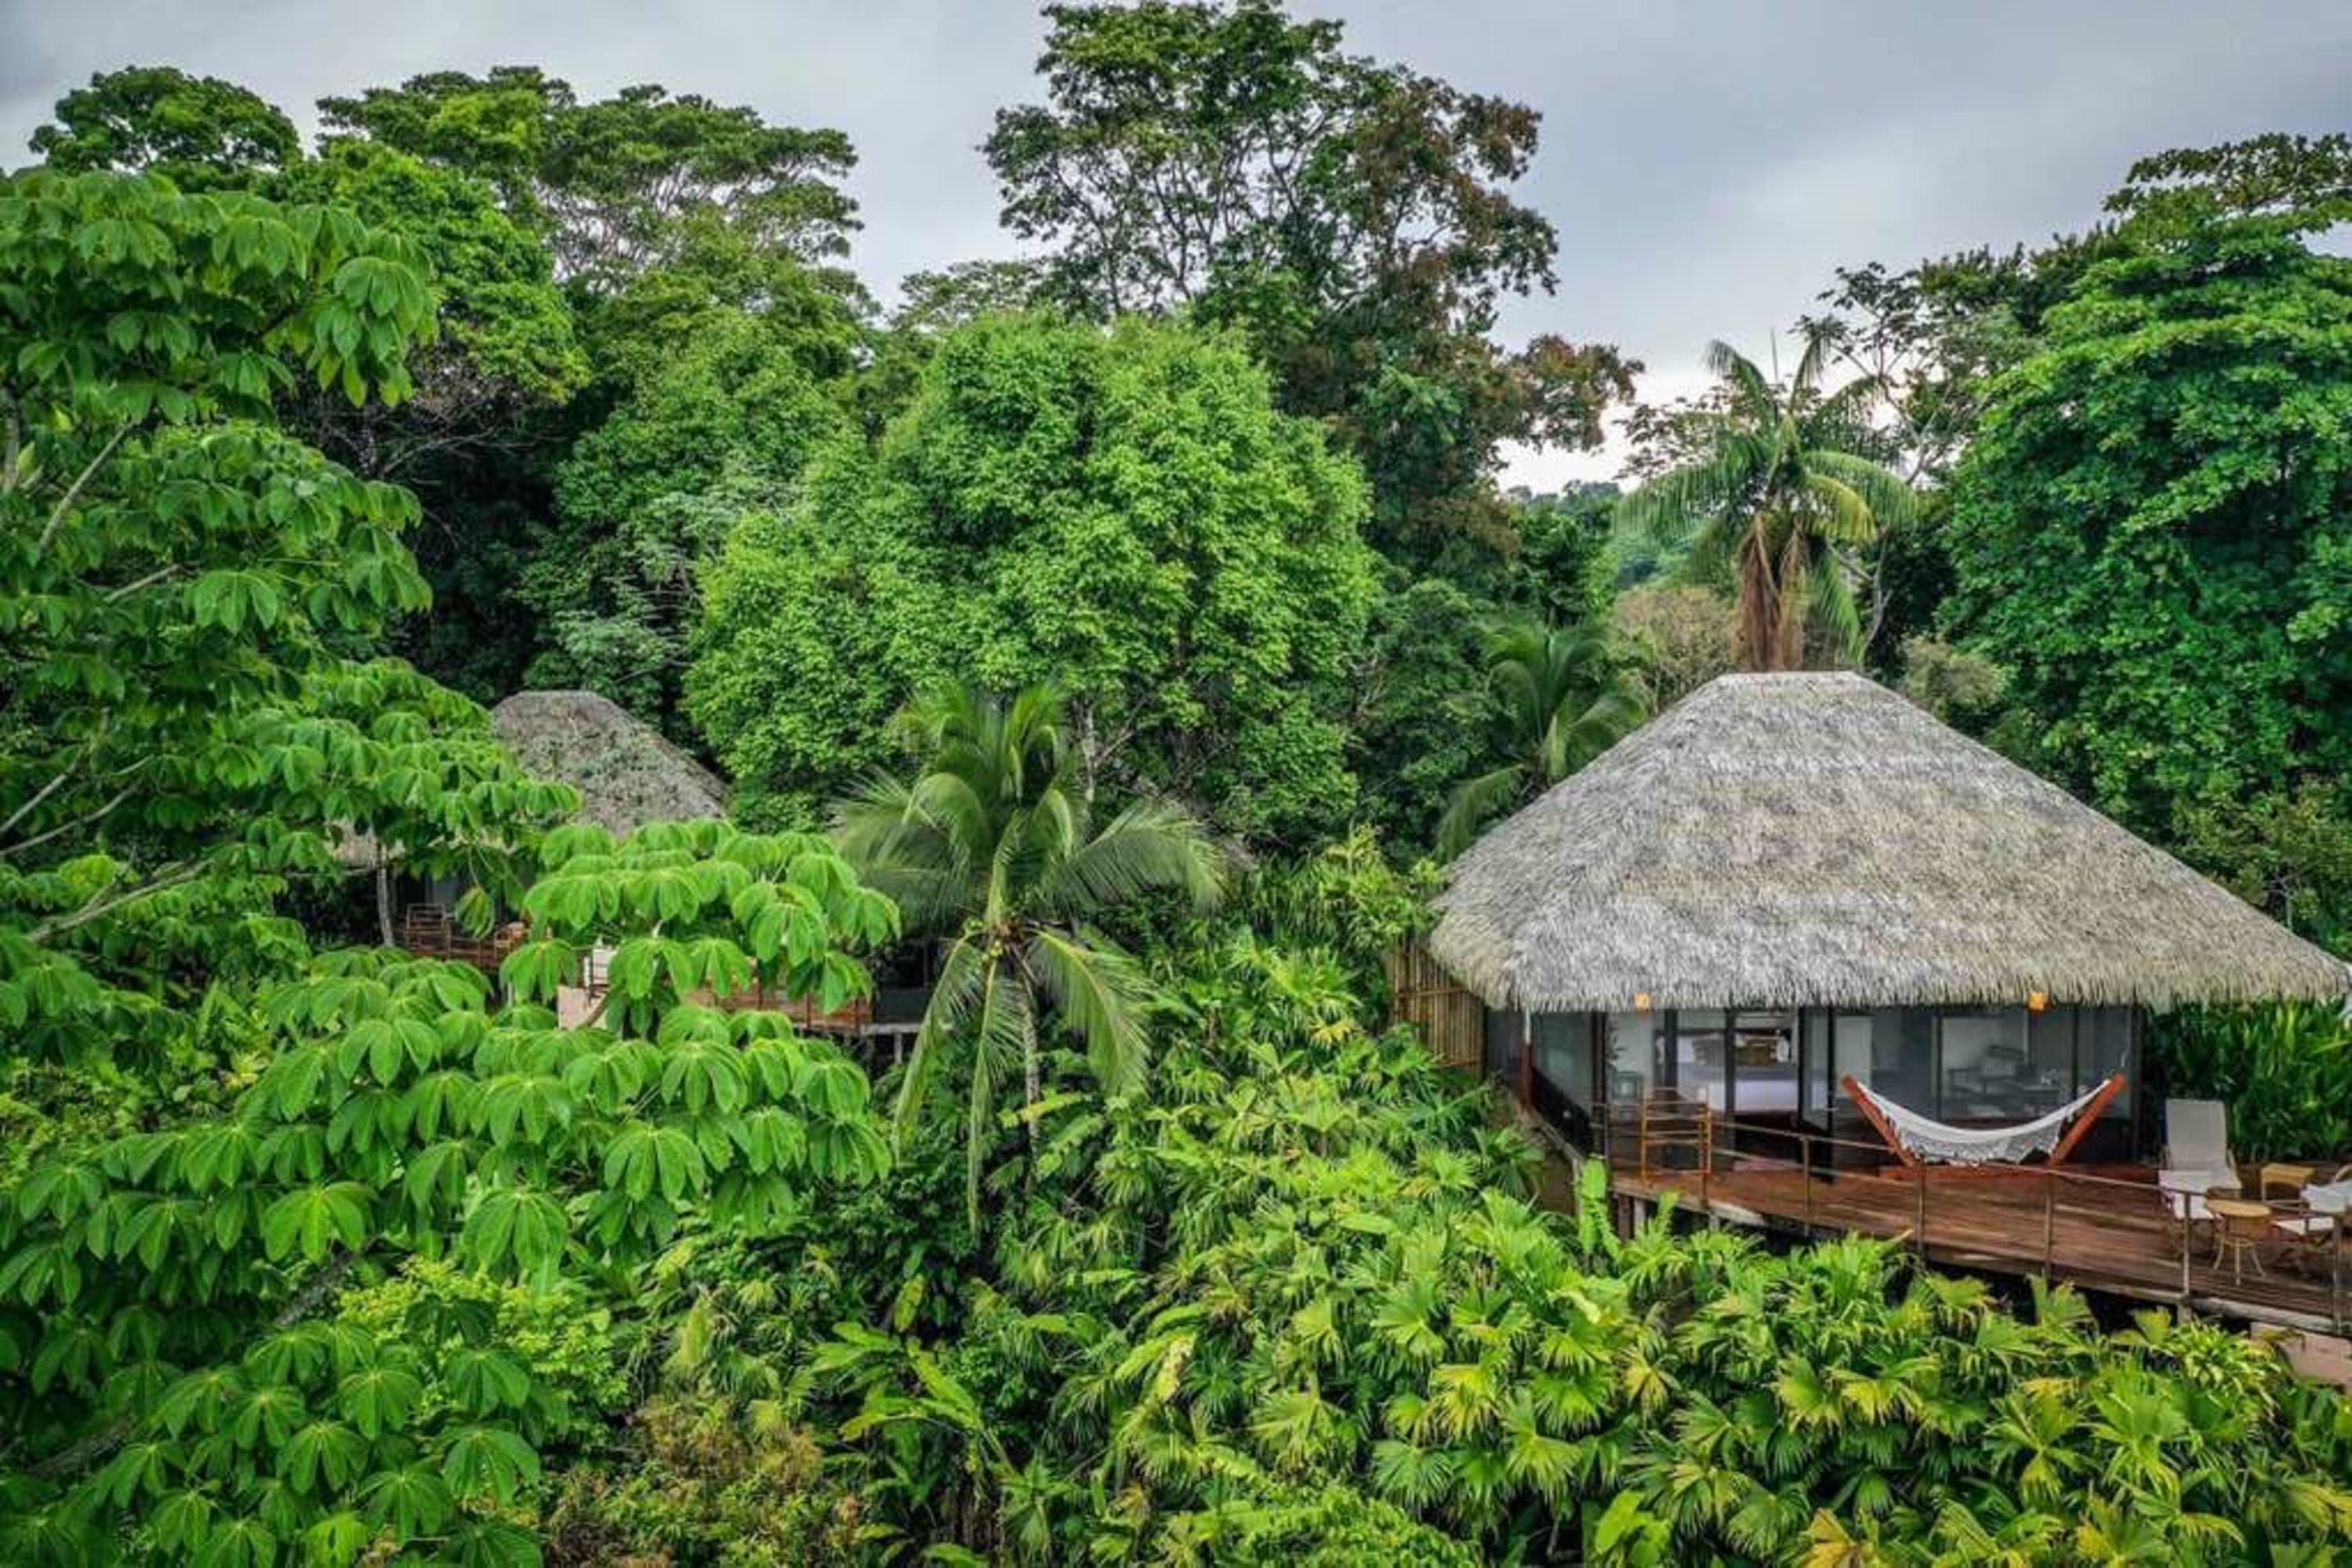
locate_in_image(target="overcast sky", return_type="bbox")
[5,0,2348,485]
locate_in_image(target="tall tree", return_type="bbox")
[1434,618,1645,857]
[0,169,576,1055]
[1946,208,2352,837]
[27,67,302,189]
[1619,334,1915,672]
[525,303,855,723]
[984,0,1634,555]
[688,312,1376,844]
[836,683,1225,1223]
[317,69,860,293]
[25,67,597,702]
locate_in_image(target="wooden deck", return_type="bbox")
[1613,1154,2352,1330]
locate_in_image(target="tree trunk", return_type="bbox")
[1023,1012,1042,1159]
[374,855,396,948]
[1737,521,1782,672]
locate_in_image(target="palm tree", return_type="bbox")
[835,682,1226,1223]
[1617,331,1914,671]
[1436,616,1646,858]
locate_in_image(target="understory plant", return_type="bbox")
[632,929,2352,1565]
[2153,1002,2352,1165]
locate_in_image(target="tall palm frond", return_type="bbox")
[1436,764,1530,861]
[1621,328,1915,671]
[1437,615,1648,858]
[838,680,1228,1229]
[1025,924,1152,1094]
[1033,798,1227,920]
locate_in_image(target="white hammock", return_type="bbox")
[1850,1076,2122,1166]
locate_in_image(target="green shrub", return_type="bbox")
[2153,1003,2352,1164]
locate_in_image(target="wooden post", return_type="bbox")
[1914,1160,1928,1258]
[1802,1131,1814,1236]
[2324,1213,2343,1335]
[2042,1171,2056,1276]
[1700,1106,1713,1224]
[1517,1011,1534,1112]
[1841,1075,1918,1168]
[2046,1075,2127,1167]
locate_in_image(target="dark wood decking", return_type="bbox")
[1613,1154,2352,1330]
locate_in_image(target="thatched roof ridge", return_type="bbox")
[1428,672,2350,1013]
[488,690,728,836]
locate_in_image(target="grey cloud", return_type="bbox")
[4,0,2346,487]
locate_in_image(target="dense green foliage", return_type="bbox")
[2,820,896,1563]
[11,11,2352,1564]
[2155,1003,2352,1167]
[1947,214,2352,837]
[1433,619,1645,858]
[986,0,1635,555]
[0,171,573,1054]
[837,682,1225,1223]
[691,313,1376,840]
[579,934,2352,1564]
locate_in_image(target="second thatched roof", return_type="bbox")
[488,690,728,837]
[1429,672,2350,1013]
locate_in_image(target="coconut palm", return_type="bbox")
[1618,330,1915,671]
[835,682,1226,1223]
[1436,615,1646,858]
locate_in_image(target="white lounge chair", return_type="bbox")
[2158,1098,2240,1220]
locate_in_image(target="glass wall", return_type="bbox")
[1861,1007,1936,1113]
[1482,1007,1523,1089]
[1520,1003,2141,1161]
[2027,1005,2078,1095]
[2085,1007,2135,1120]
[1605,1012,1664,1103]
[1730,1010,1798,1115]
[1532,1013,1595,1106]
[1800,1010,1832,1124]
[1939,1007,2036,1118]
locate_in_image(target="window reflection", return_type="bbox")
[1730,1010,1798,1114]
[1606,1012,1662,1102]
[1675,1011,1728,1112]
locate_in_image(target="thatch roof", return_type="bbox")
[486,690,728,836]
[335,690,728,866]
[1428,672,2350,1013]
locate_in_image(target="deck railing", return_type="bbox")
[1597,1096,2348,1333]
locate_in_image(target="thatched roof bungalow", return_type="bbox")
[1428,672,2348,1162]
[343,690,729,959]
